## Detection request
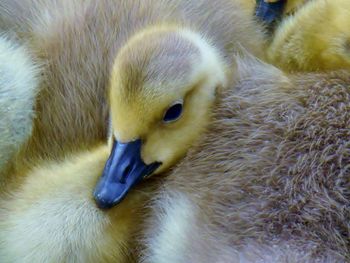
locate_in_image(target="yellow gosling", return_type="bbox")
[268,0,350,71]
[0,146,157,263]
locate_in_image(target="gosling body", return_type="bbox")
[0,36,39,179]
[268,0,350,71]
[144,57,350,263]
[0,146,158,263]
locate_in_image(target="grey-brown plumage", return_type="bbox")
[0,36,39,185]
[144,57,350,263]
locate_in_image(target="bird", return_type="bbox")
[0,0,265,207]
[1,55,350,263]
[0,0,267,261]
[247,0,350,71]
[143,55,350,263]
[0,146,158,263]
[267,0,350,71]
[2,1,350,262]
[0,35,39,188]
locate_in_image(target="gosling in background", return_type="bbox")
[0,36,39,182]
[268,0,350,71]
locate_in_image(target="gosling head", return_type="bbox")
[94,26,227,209]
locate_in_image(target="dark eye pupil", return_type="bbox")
[163,103,183,122]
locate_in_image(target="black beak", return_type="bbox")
[93,139,161,209]
[255,0,286,32]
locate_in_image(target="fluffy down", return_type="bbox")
[0,0,264,167]
[0,146,157,263]
[268,0,350,71]
[144,56,350,263]
[0,36,39,176]
[1,56,350,263]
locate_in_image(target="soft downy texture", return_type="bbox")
[0,36,39,180]
[0,1,266,261]
[268,0,350,71]
[0,0,264,171]
[0,146,160,263]
[144,55,350,263]
[1,1,349,262]
[1,55,349,262]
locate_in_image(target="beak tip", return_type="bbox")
[94,193,116,210]
[93,186,125,210]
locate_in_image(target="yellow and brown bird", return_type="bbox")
[267,0,350,71]
[2,55,350,263]
[0,0,264,203]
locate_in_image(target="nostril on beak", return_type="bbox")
[120,164,132,184]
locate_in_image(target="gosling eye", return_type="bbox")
[163,100,183,123]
